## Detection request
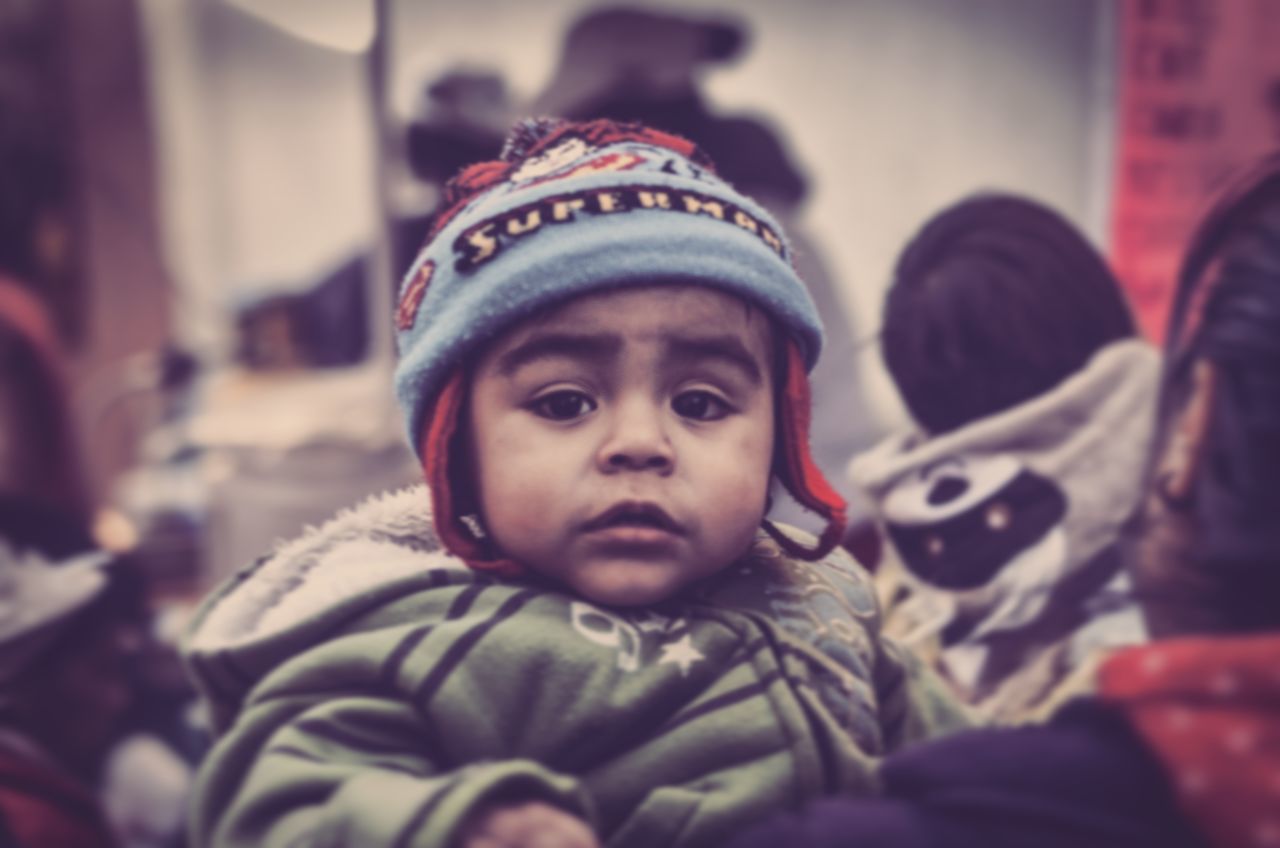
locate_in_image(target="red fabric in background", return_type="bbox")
[1100,635,1280,848]
[1109,0,1280,342]
[0,749,117,848]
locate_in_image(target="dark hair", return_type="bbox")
[882,194,1135,434]
[0,80,70,282]
[1159,153,1280,631]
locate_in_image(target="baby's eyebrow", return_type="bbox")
[664,335,764,386]
[494,332,621,376]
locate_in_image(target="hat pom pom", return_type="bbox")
[500,117,565,162]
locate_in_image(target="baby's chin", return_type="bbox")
[545,555,730,608]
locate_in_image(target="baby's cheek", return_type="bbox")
[707,459,770,526]
[723,430,774,492]
[481,452,568,540]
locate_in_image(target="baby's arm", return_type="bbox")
[194,698,592,847]
[460,800,600,848]
[186,576,635,847]
[191,692,593,847]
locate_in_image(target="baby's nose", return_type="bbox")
[606,449,672,471]
[598,403,675,473]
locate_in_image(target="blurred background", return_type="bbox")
[3,0,1279,616]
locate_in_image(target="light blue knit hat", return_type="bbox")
[393,118,824,450]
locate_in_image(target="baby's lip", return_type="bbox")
[581,501,684,534]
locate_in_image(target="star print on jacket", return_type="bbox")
[659,635,706,676]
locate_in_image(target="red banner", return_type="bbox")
[1110,0,1280,341]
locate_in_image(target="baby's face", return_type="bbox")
[467,285,775,606]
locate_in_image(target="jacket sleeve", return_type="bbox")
[187,585,600,848]
[873,635,976,751]
[192,691,591,848]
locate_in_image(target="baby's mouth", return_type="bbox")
[582,502,683,534]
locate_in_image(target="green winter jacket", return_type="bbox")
[183,486,968,848]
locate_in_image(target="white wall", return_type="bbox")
[142,0,378,356]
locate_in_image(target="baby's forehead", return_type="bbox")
[515,284,773,348]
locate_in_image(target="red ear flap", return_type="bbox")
[765,340,849,561]
[419,371,523,576]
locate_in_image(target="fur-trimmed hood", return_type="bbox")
[188,485,453,653]
[184,486,466,724]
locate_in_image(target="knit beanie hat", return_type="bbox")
[393,118,846,571]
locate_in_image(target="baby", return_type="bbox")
[183,119,966,848]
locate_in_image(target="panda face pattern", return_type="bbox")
[882,455,1068,590]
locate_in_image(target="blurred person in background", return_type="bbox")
[0,66,90,533]
[0,51,117,847]
[729,150,1280,848]
[0,309,195,848]
[849,194,1154,721]
[0,52,193,848]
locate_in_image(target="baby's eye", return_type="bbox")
[531,390,596,421]
[672,390,729,421]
